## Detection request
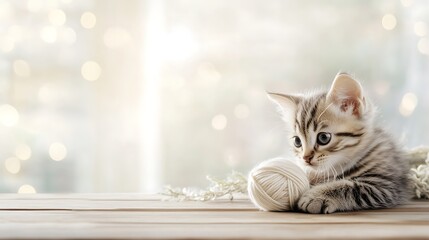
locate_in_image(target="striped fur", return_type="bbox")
[269,74,410,214]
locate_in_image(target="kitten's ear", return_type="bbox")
[267,92,301,120]
[327,73,364,117]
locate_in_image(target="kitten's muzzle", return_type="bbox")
[303,151,315,165]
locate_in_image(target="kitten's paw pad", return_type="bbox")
[297,193,337,214]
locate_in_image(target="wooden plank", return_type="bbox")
[0,199,255,211]
[0,193,249,201]
[0,194,255,210]
[0,194,427,211]
[1,210,429,224]
[0,193,160,200]
[0,223,428,240]
[0,194,428,239]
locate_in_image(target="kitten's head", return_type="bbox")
[269,73,375,177]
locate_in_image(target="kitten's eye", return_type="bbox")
[317,132,331,145]
[293,136,302,148]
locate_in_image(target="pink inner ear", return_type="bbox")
[340,98,360,117]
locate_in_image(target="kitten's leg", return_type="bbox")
[296,179,398,214]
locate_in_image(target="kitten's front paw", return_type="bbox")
[297,190,337,214]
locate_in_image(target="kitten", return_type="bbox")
[268,73,410,214]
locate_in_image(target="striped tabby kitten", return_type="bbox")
[268,73,410,214]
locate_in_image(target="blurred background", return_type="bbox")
[0,0,428,193]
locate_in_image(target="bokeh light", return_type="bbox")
[18,184,36,194]
[382,14,397,30]
[414,22,427,37]
[81,61,101,81]
[399,92,418,117]
[49,142,67,161]
[224,151,241,167]
[212,114,227,130]
[0,104,19,127]
[81,12,96,29]
[40,26,58,43]
[374,81,390,96]
[4,157,21,174]
[49,9,66,26]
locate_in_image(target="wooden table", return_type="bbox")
[0,194,428,239]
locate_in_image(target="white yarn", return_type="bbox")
[248,158,310,211]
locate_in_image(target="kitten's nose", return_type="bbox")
[303,151,315,164]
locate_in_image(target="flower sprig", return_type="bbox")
[161,171,248,201]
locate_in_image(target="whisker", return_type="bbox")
[317,102,334,121]
[338,164,345,180]
[328,164,335,182]
[326,164,333,182]
[314,165,322,184]
[330,161,338,179]
[323,164,328,183]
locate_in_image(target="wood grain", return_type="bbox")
[0,194,428,239]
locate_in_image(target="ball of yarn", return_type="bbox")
[248,158,310,211]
